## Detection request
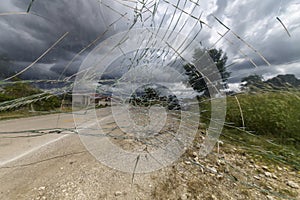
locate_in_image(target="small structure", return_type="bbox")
[72,93,91,107]
[72,93,112,107]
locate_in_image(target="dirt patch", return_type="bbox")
[152,136,300,200]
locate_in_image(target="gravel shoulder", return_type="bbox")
[0,134,158,200]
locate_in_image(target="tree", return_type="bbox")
[184,63,207,95]
[129,87,181,110]
[142,87,160,102]
[167,95,180,110]
[184,48,230,96]
[129,87,160,106]
[208,49,230,83]
[33,95,61,111]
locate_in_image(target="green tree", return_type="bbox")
[208,49,230,83]
[129,87,160,106]
[167,95,180,110]
[184,63,207,94]
[184,48,230,96]
[142,87,160,102]
[33,95,61,111]
[0,93,13,102]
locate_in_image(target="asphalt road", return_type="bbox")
[0,108,157,199]
[0,113,75,166]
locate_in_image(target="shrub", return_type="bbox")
[33,95,61,111]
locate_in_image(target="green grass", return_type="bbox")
[0,106,72,121]
[200,91,300,170]
[221,129,300,170]
[226,91,300,146]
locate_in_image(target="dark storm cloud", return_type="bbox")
[0,0,300,82]
[0,0,108,79]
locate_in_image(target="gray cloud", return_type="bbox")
[209,0,300,82]
[0,0,299,82]
[0,0,108,79]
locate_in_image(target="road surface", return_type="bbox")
[0,109,159,199]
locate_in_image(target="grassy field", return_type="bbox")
[201,91,300,170]
[226,91,300,146]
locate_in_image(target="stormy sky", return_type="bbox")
[0,0,299,84]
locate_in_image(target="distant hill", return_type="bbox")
[265,74,300,88]
[242,74,300,91]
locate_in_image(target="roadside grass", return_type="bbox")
[0,106,73,121]
[201,91,300,170]
[225,91,300,146]
[0,103,111,121]
[221,129,300,171]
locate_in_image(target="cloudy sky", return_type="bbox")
[0,0,299,85]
